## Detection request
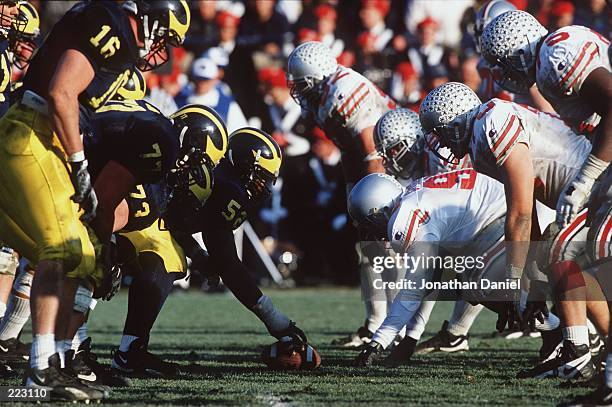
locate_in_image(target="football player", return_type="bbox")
[286,40,398,346]
[0,0,189,400]
[156,128,310,357]
[349,170,553,366]
[419,82,608,380]
[481,11,611,402]
[107,104,227,379]
[374,108,484,355]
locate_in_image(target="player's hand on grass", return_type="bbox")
[69,158,98,221]
[522,280,550,330]
[354,342,382,367]
[272,321,308,349]
[496,284,522,332]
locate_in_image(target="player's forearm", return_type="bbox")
[591,109,612,163]
[48,89,83,158]
[504,212,532,270]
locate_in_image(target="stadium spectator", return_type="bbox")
[187,57,247,133]
[313,4,344,57]
[182,0,220,57]
[573,0,608,35]
[390,61,424,112]
[404,0,473,48]
[406,17,450,83]
[354,31,392,90]
[548,1,574,31]
[423,63,449,91]
[358,0,392,52]
[237,0,291,56]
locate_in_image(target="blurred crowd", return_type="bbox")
[31,0,610,286]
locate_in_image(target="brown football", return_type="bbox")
[260,339,303,370]
[299,344,322,370]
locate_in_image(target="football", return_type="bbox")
[298,344,322,370]
[261,337,303,370]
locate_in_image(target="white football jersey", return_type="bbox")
[536,25,611,134]
[315,66,396,149]
[388,169,506,252]
[469,98,592,208]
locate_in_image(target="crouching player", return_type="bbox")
[349,170,555,366]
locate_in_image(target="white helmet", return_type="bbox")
[481,10,548,94]
[374,108,424,181]
[474,0,516,52]
[348,173,403,240]
[419,82,481,163]
[286,41,338,109]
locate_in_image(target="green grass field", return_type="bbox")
[5,288,592,405]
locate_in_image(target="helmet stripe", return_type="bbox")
[171,106,228,152]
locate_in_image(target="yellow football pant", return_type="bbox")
[0,104,97,284]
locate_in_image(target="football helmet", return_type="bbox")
[8,1,38,69]
[348,173,403,240]
[113,69,147,101]
[480,10,547,94]
[122,0,191,71]
[169,104,228,203]
[374,108,424,180]
[419,82,481,164]
[0,1,19,37]
[286,41,338,111]
[474,0,516,52]
[227,127,282,203]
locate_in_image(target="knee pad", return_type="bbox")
[13,269,33,297]
[74,285,93,314]
[0,247,19,276]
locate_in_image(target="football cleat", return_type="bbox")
[539,327,563,361]
[111,338,179,378]
[385,336,417,367]
[66,338,131,388]
[0,362,17,378]
[517,340,597,380]
[559,384,612,407]
[589,331,606,360]
[0,336,30,361]
[415,321,469,354]
[331,326,373,348]
[24,353,105,402]
[354,342,383,367]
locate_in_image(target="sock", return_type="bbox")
[119,334,138,352]
[447,301,484,337]
[62,339,72,359]
[606,354,612,388]
[0,295,30,340]
[405,300,436,340]
[30,333,55,370]
[55,340,67,367]
[0,301,6,320]
[72,323,88,351]
[252,295,291,334]
[586,319,598,336]
[562,325,589,347]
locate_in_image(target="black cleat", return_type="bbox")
[385,336,417,367]
[415,321,469,354]
[111,338,179,378]
[589,331,606,361]
[0,337,30,362]
[558,384,612,406]
[517,340,596,380]
[539,327,563,361]
[69,338,131,387]
[0,362,18,378]
[24,353,104,402]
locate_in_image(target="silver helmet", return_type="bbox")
[348,173,403,240]
[481,10,547,94]
[419,82,481,163]
[474,0,516,52]
[286,41,338,109]
[374,108,424,180]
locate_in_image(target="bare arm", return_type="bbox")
[500,143,535,272]
[580,67,612,162]
[528,86,556,114]
[357,126,385,175]
[47,49,95,157]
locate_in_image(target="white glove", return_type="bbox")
[556,154,609,227]
[0,247,19,275]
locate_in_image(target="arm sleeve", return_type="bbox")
[201,227,263,309]
[481,102,529,167]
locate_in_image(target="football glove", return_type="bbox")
[354,342,383,367]
[271,321,308,350]
[522,280,550,331]
[189,247,220,287]
[69,159,98,222]
[496,265,523,332]
[556,154,608,227]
